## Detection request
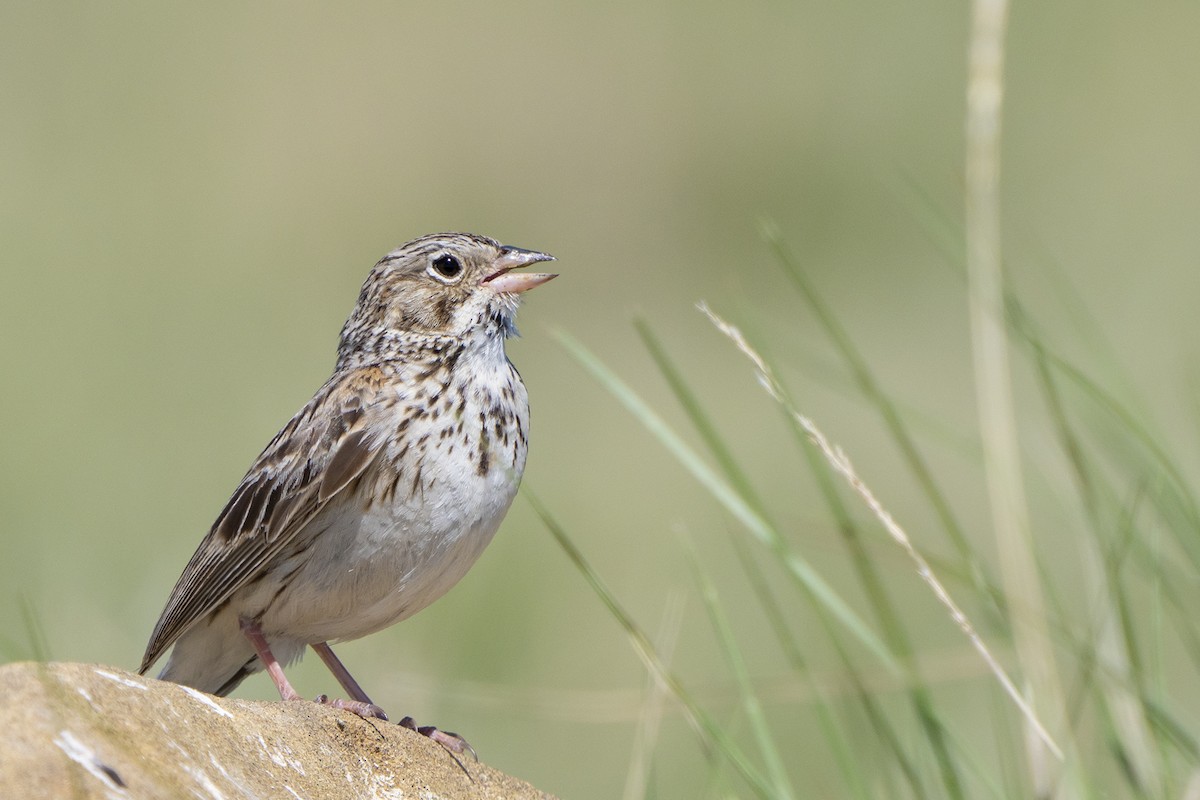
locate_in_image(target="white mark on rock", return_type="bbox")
[255,733,306,775]
[54,730,129,797]
[76,686,95,705]
[365,769,407,800]
[284,786,304,799]
[180,686,234,718]
[183,763,227,800]
[94,669,147,690]
[208,755,244,790]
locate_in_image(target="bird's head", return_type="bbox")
[338,232,557,364]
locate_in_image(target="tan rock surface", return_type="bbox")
[1,661,555,799]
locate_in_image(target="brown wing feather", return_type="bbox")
[139,370,386,674]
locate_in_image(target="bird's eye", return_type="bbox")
[430,254,463,282]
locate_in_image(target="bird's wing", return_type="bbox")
[139,369,389,674]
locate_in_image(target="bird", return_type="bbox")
[139,232,557,751]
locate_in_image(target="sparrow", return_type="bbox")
[139,232,557,750]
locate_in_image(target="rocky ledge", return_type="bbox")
[1,661,554,799]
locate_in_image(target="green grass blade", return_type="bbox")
[640,318,964,797]
[760,222,994,610]
[1029,342,1200,567]
[728,534,874,800]
[760,344,968,798]
[18,592,50,662]
[525,489,775,798]
[683,533,796,800]
[635,318,771,523]
[555,328,900,675]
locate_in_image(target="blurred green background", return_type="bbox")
[4,2,1200,798]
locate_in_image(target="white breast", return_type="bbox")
[256,346,530,644]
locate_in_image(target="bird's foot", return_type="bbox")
[399,715,476,759]
[314,693,388,721]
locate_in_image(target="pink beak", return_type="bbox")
[484,246,558,294]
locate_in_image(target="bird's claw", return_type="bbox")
[398,715,476,759]
[315,693,388,721]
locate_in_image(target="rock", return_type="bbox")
[1,661,555,800]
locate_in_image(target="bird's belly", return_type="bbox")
[253,452,522,643]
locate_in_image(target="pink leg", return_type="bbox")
[237,618,385,720]
[309,640,471,756]
[312,642,375,704]
[239,617,302,701]
[310,642,388,719]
